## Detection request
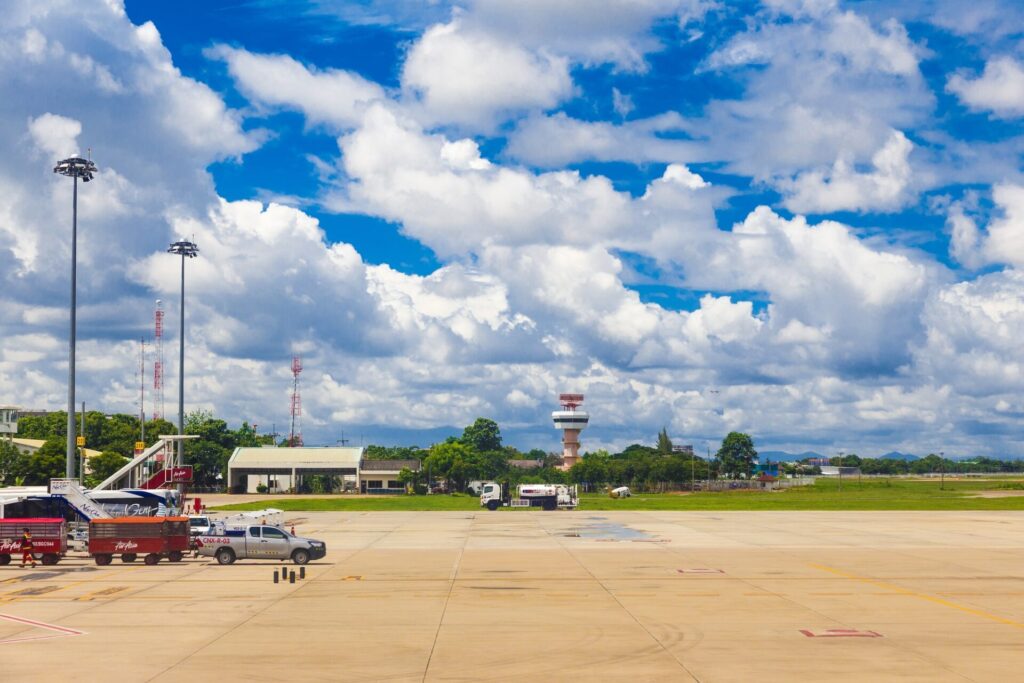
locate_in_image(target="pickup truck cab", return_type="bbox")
[188,515,212,536]
[196,525,326,565]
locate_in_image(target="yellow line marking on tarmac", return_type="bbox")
[74,586,129,601]
[1,574,95,601]
[810,563,1024,631]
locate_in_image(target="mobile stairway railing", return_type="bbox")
[92,435,198,491]
[49,478,110,520]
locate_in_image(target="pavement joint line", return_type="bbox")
[809,562,1024,631]
[677,514,1001,683]
[149,517,409,682]
[421,513,471,682]
[554,525,702,681]
[145,564,319,682]
[0,562,211,645]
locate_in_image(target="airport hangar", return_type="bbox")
[227,447,421,494]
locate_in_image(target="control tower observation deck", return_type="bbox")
[552,393,589,471]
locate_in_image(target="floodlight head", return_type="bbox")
[53,157,97,182]
[167,239,199,258]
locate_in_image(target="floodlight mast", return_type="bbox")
[53,156,97,479]
[167,239,198,466]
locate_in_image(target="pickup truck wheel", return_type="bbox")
[486,499,500,511]
[0,555,10,566]
[144,554,160,565]
[216,548,236,565]
[291,549,310,565]
[41,554,59,565]
[121,553,137,563]
[95,554,112,566]
[168,551,183,562]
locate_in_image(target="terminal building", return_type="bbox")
[227,447,421,494]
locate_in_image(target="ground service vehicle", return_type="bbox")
[0,518,66,565]
[195,525,326,565]
[479,483,579,510]
[89,517,190,565]
[188,515,213,536]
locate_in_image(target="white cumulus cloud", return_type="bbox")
[947,56,1024,118]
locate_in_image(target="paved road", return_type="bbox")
[1,511,1022,681]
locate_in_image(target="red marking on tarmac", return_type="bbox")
[0,612,85,645]
[799,628,882,638]
[678,568,724,574]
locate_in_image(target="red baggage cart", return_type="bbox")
[89,517,190,566]
[0,518,67,566]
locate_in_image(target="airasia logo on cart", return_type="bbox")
[114,541,139,551]
[0,540,55,552]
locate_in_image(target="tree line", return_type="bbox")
[1,410,272,488]
[808,452,1024,475]
[5,409,1018,493]
[371,423,761,494]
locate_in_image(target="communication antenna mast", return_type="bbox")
[138,338,146,448]
[153,300,165,420]
[289,356,303,447]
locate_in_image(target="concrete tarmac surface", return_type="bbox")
[1,511,1023,681]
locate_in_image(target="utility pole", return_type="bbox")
[838,451,844,493]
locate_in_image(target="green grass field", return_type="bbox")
[212,478,1024,512]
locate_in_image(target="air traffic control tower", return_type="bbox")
[553,393,589,471]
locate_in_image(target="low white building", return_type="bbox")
[228,446,363,493]
[226,447,426,494]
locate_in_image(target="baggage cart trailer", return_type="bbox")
[0,518,67,565]
[89,516,190,565]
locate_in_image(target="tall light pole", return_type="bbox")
[53,156,97,480]
[167,239,198,467]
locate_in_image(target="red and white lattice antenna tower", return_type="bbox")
[153,300,165,421]
[289,356,303,447]
[137,338,146,445]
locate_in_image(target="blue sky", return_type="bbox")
[2,0,1024,457]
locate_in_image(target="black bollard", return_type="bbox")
[289,571,295,584]
[274,570,279,584]
[281,567,288,580]
[300,566,305,580]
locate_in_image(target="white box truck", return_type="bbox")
[479,482,578,511]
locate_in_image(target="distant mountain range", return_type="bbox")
[756,450,920,462]
[879,451,919,461]
[758,451,824,463]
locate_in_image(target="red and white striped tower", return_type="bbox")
[136,338,146,454]
[153,300,165,421]
[553,393,589,471]
[289,356,303,447]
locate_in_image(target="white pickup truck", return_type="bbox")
[195,525,326,565]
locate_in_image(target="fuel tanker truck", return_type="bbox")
[479,482,578,511]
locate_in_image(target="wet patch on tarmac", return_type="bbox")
[557,520,656,541]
